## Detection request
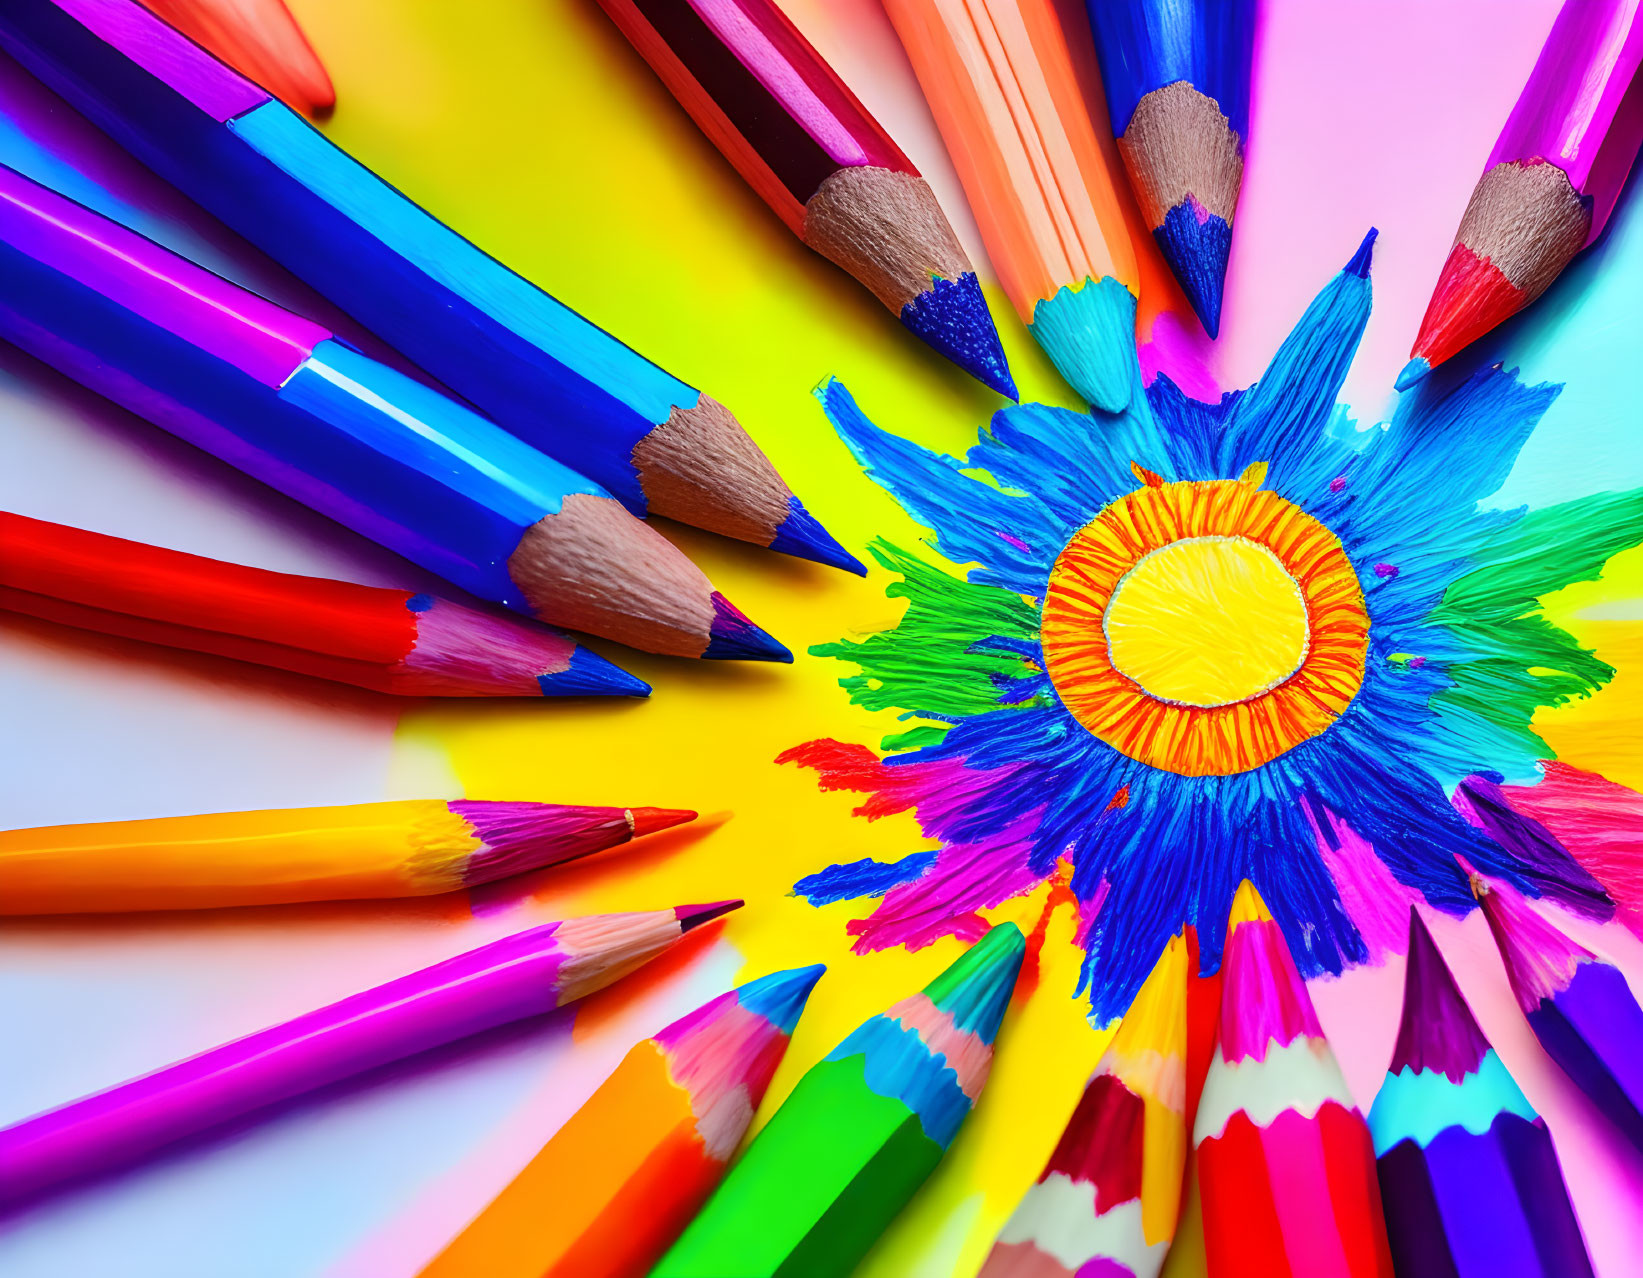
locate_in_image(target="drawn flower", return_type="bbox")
[784,232,1642,1020]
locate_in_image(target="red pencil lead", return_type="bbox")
[627,808,699,838]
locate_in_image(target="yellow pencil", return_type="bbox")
[0,800,696,914]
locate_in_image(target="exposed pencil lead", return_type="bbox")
[627,807,698,837]
[900,273,1018,398]
[535,645,651,697]
[703,594,792,663]
[769,497,867,575]
[675,899,743,930]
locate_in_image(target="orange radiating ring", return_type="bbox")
[1040,468,1368,776]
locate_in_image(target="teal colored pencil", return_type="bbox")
[653,922,1025,1278]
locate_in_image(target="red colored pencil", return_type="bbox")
[0,512,647,697]
[1193,882,1393,1278]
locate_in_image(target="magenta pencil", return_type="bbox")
[1400,0,1643,385]
[0,901,740,1202]
[1477,874,1643,1155]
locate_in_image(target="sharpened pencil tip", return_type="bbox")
[769,497,866,574]
[536,645,651,697]
[703,593,793,662]
[1153,199,1230,337]
[628,807,698,837]
[676,899,743,931]
[1395,357,1431,391]
[900,272,1017,399]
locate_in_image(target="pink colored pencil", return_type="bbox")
[0,901,740,1202]
[1400,0,1643,386]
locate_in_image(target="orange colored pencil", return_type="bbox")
[138,0,333,115]
[881,0,1141,411]
[419,965,825,1278]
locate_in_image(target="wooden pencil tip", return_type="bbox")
[676,899,743,931]
[628,807,698,837]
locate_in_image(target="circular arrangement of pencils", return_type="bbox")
[1,0,1640,1276]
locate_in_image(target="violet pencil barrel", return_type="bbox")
[0,925,568,1201]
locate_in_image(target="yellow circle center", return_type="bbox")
[1102,536,1311,707]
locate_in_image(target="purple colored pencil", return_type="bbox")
[1477,873,1643,1155]
[1400,0,1643,385]
[1365,909,1594,1278]
[0,902,740,1203]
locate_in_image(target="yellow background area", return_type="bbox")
[284,1,1642,1275]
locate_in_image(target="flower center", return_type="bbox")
[1040,466,1368,776]
[1104,536,1310,707]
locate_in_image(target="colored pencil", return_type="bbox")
[1084,0,1255,337]
[1192,882,1393,1278]
[0,0,860,574]
[653,922,1025,1278]
[880,0,1141,411]
[1477,873,1643,1155]
[0,799,698,914]
[982,931,1188,1278]
[0,163,788,662]
[0,901,740,1203]
[592,0,1016,399]
[1398,0,1643,388]
[1368,908,1595,1278]
[0,512,648,698]
[137,0,332,115]
[420,964,826,1278]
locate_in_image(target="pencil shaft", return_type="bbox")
[598,0,910,234]
[0,0,800,539]
[0,800,474,910]
[0,512,420,665]
[1490,0,1643,238]
[139,0,333,116]
[0,163,678,636]
[0,908,693,1201]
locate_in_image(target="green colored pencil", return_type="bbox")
[653,922,1025,1277]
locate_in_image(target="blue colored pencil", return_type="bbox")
[0,160,787,661]
[0,0,862,574]
[1085,0,1255,336]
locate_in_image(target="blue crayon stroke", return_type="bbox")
[795,852,937,905]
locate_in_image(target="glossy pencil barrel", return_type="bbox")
[0,162,785,659]
[0,0,855,569]
[0,164,589,609]
[0,799,693,912]
[0,512,643,697]
[0,905,730,1202]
